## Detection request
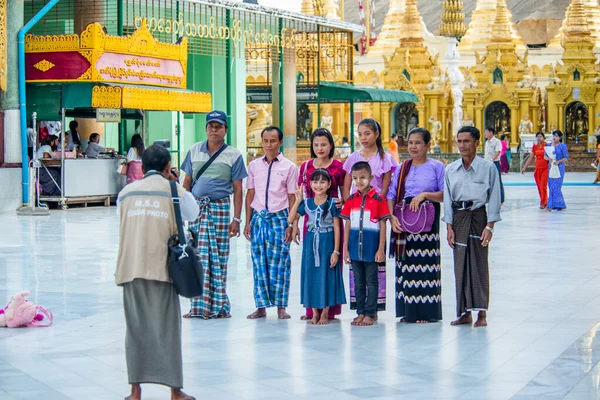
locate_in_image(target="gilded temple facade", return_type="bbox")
[461,0,540,149]
[546,0,600,153]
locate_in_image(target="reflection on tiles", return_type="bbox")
[1,180,600,400]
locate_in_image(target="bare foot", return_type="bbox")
[398,317,406,323]
[451,313,473,326]
[359,316,375,326]
[474,311,488,327]
[247,308,266,319]
[182,313,193,319]
[171,389,195,400]
[300,315,309,320]
[416,320,429,324]
[125,384,141,400]
[546,207,552,212]
[351,314,365,326]
[317,308,329,325]
[277,308,291,319]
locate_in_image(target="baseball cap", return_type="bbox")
[206,110,228,127]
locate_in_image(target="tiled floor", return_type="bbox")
[1,172,599,400]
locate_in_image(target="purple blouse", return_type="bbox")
[386,158,445,201]
[343,151,397,194]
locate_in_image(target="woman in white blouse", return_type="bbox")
[125,134,145,184]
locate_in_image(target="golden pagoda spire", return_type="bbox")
[491,0,511,43]
[549,0,600,49]
[301,0,315,16]
[368,0,407,58]
[458,0,525,54]
[439,0,467,39]
[564,0,592,43]
[400,0,423,47]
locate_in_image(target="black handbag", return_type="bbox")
[167,180,204,298]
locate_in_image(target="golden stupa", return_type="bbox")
[458,0,525,55]
[461,0,539,147]
[546,0,600,148]
[367,0,407,58]
[382,0,454,150]
[549,0,600,49]
[439,0,467,39]
[300,0,315,16]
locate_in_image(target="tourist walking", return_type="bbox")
[245,126,298,320]
[297,128,346,321]
[125,134,145,184]
[289,169,346,325]
[521,132,549,208]
[116,144,198,400]
[593,134,600,184]
[483,126,505,203]
[545,130,569,211]
[181,110,247,319]
[341,162,390,326]
[443,126,501,328]
[387,128,444,323]
[343,118,396,314]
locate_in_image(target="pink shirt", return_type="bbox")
[343,150,397,194]
[247,153,299,213]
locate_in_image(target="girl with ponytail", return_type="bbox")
[342,118,397,317]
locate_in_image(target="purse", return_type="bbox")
[549,162,561,179]
[167,180,204,298]
[118,162,128,175]
[394,200,435,234]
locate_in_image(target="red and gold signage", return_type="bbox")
[25,20,188,89]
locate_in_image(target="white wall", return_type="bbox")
[0,168,22,213]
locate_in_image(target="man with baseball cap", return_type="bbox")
[181,110,247,319]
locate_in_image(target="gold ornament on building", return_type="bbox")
[491,0,511,43]
[368,0,406,58]
[400,0,423,48]
[33,59,56,73]
[564,0,592,43]
[439,0,467,39]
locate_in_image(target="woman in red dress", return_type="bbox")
[521,132,549,208]
[295,128,346,320]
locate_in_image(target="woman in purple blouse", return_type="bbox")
[387,128,445,323]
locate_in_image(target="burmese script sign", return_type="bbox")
[97,108,122,122]
[96,53,185,88]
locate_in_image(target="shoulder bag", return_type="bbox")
[392,160,435,234]
[167,180,204,298]
[194,144,228,183]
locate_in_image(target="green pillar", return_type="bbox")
[1,0,24,164]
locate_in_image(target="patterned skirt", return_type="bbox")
[396,203,442,322]
[187,197,231,319]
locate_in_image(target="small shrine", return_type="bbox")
[382,0,454,152]
[546,0,600,154]
[460,0,540,149]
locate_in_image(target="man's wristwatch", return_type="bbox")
[485,226,494,234]
[232,217,242,223]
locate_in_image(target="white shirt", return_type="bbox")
[484,136,502,162]
[126,148,142,161]
[36,145,52,159]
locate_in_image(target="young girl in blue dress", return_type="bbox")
[289,169,347,325]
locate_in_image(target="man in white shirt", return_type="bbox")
[484,127,505,203]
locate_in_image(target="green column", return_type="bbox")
[1,0,24,164]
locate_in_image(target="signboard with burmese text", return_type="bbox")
[96,108,122,123]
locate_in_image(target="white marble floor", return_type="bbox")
[1,173,600,400]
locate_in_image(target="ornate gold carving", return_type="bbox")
[501,84,519,105]
[121,87,212,113]
[33,59,55,72]
[400,0,424,48]
[25,33,80,52]
[439,0,467,39]
[475,83,493,105]
[91,86,122,108]
[565,0,592,43]
[556,83,573,103]
[0,0,6,91]
[566,62,587,74]
[581,80,597,102]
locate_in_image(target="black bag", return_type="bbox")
[194,144,227,181]
[167,180,204,298]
